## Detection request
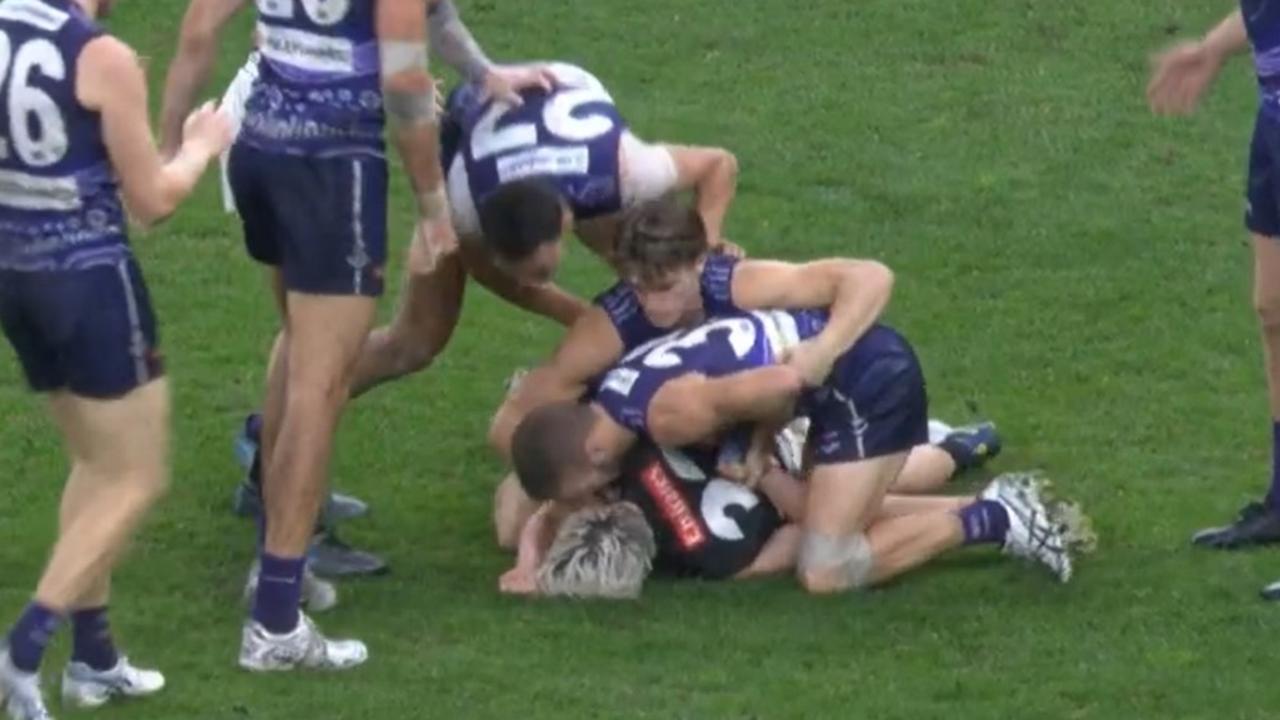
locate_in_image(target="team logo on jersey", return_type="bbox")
[639,461,706,551]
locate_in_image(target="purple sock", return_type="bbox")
[5,602,63,673]
[251,553,304,634]
[71,607,119,671]
[1266,422,1280,512]
[958,500,1010,545]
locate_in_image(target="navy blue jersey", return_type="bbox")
[595,309,829,434]
[239,0,383,158]
[594,253,741,351]
[0,0,125,272]
[1245,0,1280,115]
[445,62,625,219]
[616,442,781,580]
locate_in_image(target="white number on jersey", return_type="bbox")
[701,478,761,542]
[258,0,351,25]
[659,447,760,542]
[623,317,759,371]
[470,63,618,161]
[0,32,67,168]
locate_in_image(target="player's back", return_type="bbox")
[444,61,627,222]
[616,442,780,580]
[596,309,826,432]
[240,0,382,158]
[0,0,124,272]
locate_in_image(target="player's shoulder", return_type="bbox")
[76,34,142,105]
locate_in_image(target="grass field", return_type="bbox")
[5,1,1280,718]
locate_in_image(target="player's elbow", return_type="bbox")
[852,260,894,306]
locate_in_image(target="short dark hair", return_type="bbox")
[477,178,566,262]
[511,401,597,501]
[615,197,709,284]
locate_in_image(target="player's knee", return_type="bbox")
[797,531,873,594]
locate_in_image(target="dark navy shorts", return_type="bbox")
[803,325,928,466]
[1247,109,1280,237]
[228,143,388,297]
[0,258,164,399]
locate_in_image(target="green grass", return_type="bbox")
[5,1,1280,718]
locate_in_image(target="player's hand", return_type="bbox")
[782,339,835,388]
[499,566,538,595]
[712,239,746,259]
[1147,41,1224,115]
[482,64,557,108]
[409,214,459,275]
[182,101,234,159]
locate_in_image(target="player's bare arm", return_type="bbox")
[158,0,245,155]
[428,0,553,106]
[1148,9,1247,116]
[665,144,738,245]
[456,238,587,326]
[646,366,804,448]
[732,258,894,385]
[490,307,626,459]
[379,0,457,264]
[81,36,231,226]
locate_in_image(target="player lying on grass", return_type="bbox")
[508,209,1094,594]
[499,437,1090,597]
[487,197,1002,549]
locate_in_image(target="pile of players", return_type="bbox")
[12,0,1280,718]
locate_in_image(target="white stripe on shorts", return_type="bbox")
[114,259,147,386]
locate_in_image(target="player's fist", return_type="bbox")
[499,567,538,595]
[712,238,746,259]
[409,214,459,275]
[782,338,835,388]
[1147,41,1224,116]
[182,101,234,159]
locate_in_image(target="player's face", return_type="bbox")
[557,464,615,503]
[499,240,563,286]
[631,266,703,329]
[96,0,116,17]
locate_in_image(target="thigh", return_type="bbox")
[47,377,170,477]
[273,155,389,298]
[285,292,377,389]
[804,452,908,538]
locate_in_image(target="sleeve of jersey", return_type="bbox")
[700,253,742,316]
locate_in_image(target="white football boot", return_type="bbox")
[0,647,52,720]
[980,472,1096,582]
[239,613,367,672]
[61,657,164,709]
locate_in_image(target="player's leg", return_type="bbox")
[349,243,467,398]
[44,385,169,709]
[1194,110,1280,550]
[0,261,170,717]
[890,421,1002,494]
[238,150,384,672]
